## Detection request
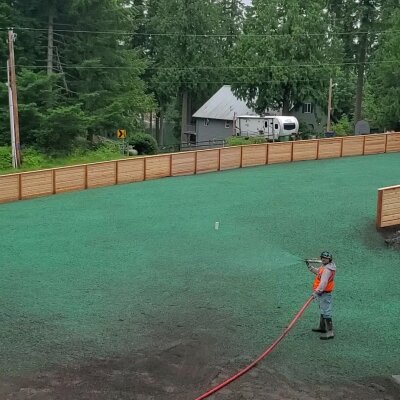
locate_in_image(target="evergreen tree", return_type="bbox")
[230,0,339,115]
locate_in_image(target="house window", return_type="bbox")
[303,103,314,114]
[204,118,210,126]
[275,124,279,130]
[225,121,231,128]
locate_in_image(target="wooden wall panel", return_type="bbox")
[145,155,171,180]
[377,186,400,228]
[117,158,145,183]
[55,166,86,193]
[242,144,267,167]
[318,138,342,159]
[0,174,19,203]
[21,170,53,199]
[364,134,386,155]
[293,140,318,161]
[196,149,219,173]
[386,133,400,153]
[342,136,364,157]
[267,142,292,164]
[171,152,196,176]
[87,162,116,188]
[220,147,241,171]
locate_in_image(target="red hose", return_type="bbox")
[194,296,314,400]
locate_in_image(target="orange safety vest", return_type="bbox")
[313,267,335,293]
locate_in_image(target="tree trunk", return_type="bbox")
[354,33,368,123]
[160,110,164,146]
[181,90,189,144]
[155,111,161,144]
[355,0,372,123]
[47,2,55,75]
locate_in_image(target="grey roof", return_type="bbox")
[193,85,257,120]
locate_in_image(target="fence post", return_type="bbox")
[52,169,56,194]
[265,143,269,165]
[363,135,366,155]
[169,154,173,177]
[340,137,344,157]
[115,161,119,185]
[316,138,320,160]
[194,151,198,174]
[376,189,383,228]
[218,148,221,171]
[18,174,22,200]
[143,157,147,181]
[291,141,294,162]
[85,165,88,189]
[385,134,388,153]
[240,146,243,168]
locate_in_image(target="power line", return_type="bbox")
[1,59,398,72]
[1,26,399,38]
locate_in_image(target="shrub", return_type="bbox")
[0,146,12,169]
[226,136,267,146]
[129,133,158,155]
[332,116,353,137]
[22,147,48,168]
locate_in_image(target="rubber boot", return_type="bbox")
[320,318,334,340]
[312,315,326,333]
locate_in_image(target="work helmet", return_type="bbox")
[320,251,333,261]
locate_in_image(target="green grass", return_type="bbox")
[0,149,128,175]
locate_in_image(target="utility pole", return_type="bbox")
[326,78,333,133]
[47,3,55,75]
[8,30,21,168]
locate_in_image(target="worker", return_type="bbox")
[306,251,336,340]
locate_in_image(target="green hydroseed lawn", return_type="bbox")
[0,152,399,382]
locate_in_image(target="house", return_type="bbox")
[192,85,326,144]
[191,85,257,145]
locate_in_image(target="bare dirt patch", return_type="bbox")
[1,340,399,400]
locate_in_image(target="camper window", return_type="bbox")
[284,123,296,130]
[225,121,231,128]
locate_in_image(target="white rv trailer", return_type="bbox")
[235,115,299,141]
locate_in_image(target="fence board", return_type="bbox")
[268,142,292,164]
[21,170,53,199]
[171,152,196,176]
[87,162,116,188]
[364,134,386,155]
[293,140,318,161]
[386,133,400,153]
[117,158,145,183]
[377,185,400,228]
[55,166,86,193]
[0,174,19,203]
[242,144,267,167]
[220,147,241,171]
[318,138,343,159]
[145,155,171,180]
[342,136,364,157]
[196,149,219,173]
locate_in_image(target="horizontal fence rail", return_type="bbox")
[1,133,400,205]
[377,185,400,228]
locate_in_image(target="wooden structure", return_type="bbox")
[1,133,400,208]
[377,185,400,228]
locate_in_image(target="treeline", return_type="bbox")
[0,0,399,153]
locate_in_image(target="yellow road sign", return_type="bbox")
[117,129,127,139]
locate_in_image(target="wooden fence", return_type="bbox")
[377,185,400,228]
[1,132,400,205]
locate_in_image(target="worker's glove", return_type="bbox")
[312,291,322,299]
